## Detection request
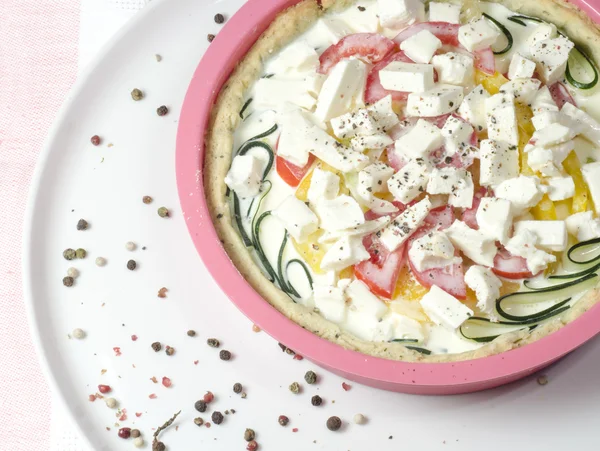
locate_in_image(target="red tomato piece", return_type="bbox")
[354,243,407,299]
[409,256,467,299]
[393,22,461,47]
[423,205,455,231]
[492,248,537,279]
[386,145,409,171]
[461,187,487,229]
[548,82,576,109]
[275,154,315,187]
[473,47,495,75]
[318,33,397,74]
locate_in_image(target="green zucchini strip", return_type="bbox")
[277,233,301,298]
[406,346,431,355]
[239,98,253,119]
[252,211,281,286]
[567,237,600,264]
[482,13,513,55]
[233,193,253,247]
[507,14,543,25]
[566,46,599,90]
[496,297,571,322]
[238,141,274,180]
[286,259,314,295]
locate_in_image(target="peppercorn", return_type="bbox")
[105,397,118,408]
[194,417,204,426]
[151,341,162,352]
[244,428,255,442]
[98,385,111,394]
[233,383,242,394]
[152,441,166,451]
[326,416,342,431]
[127,259,137,271]
[207,34,215,42]
[95,256,106,266]
[143,195,153,204]
[131,88,144,101]
[131,429,141,438]
[63,248,76,260]
[125,241,136,251]
[358,5,366,11]
[537,375,548,386]
[76,248,87,259]
[118,427,131,439]
[246,441,259,451]
[207,338,220,348]
[91,135,101,146]
[156,106,169,116]
[157,207,169,217]
[211,411,224,425]
[278,415,289,426]
[77,219,89,230]
[289,382,300,394]
[219,350,231,361]
[155,54,162,62]
[165,346,175,356]
[353,413,366,424]
[187,330,196,337]
[63,276,74,287]
[195,400,207,412]
[157,287,168,298]
[203,391,215,403]
[72,328,85,339]
[133,437,144,448]
[67,267,79,278]
[214,13,225,23]
[311,395,322,406]
[304,370,317,384]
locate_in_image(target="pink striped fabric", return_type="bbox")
[0,1,79,449]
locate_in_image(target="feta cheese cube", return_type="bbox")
[531,111,562,131]
[581,161,600,214]
[400,29,442,64]
[458,17,501,52]
[526,22,557,48]
[408,230,460,271]
[526,146,561,177]
[562,102,600,146]
[387,159,430,203]
[420,285,473,329]
[531,123,576,147]
[379,61,435,93]
[458,84,491,131]
[366,95,400,131]
[445,220,498,266]
[315,59,368,122]
[330,109,377,139]
[464,266,502,317]
[441,115,474,156]
[530,36,575,85]
[428,2,461,23]
[426,167,474,208]
[253,77,318,110]
[395,119,443,159]
[505,229,556,273]
[499,78,542,105]
[476,197,513,243]
[380,197,432,251]
[307,168,340,204]
[406,84,464,117]
[531,86,559,115]
[224,154,263,198]
[345,279,389,340]
[546,176,575,201]
[307,18,353,49]
[268,41,319,74]
[377,0,421,28]
[507,53,536,80]
[350,133,394,152]
[387,314,425,341]
[431,52,474,86]
[513,220,568,252]
[315,195,365,232]
[272,196,319,242]
[486,93,519,146]
[337,1,380,33]
[313,284,347,323]
[320,236,370,272]
[566,211,600,242]
[479,139,519,187]
[494,175,544,215]
[319,216,391,243]
[358,163,394,199]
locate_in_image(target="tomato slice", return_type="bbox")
[492,247,537,279]
[409,256,467,300]
[276,154,315,187]
[354,243,406,299]
[318,33,397,75]
[473,47,495,75]
[423,205,455,231]
[393,22,461,47]
[460,187,487,229]
[548,82,576,109]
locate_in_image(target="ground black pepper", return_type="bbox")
[151,342,162,352]
[127,260,137,271]
[195,400,207,412]
[219,350,231,361]
[233,383,242,394]
[214,13,225,23]
[211,411,224,425]
[326,416,341,431]
[76,219,89,230]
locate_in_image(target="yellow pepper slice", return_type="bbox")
[563,151,592,214]
[474,70,509,95]
[515,103,535,175]
[531,194,557,220]
[291,230,327,275]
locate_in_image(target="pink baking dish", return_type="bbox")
[176,0,600,394]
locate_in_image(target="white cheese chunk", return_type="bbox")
[379,61,435,93]
[400,29,442,64]
[344,279,389,340]
[313,284,347,323]
[507,53,537,80]
[307,168,340,204]
[505,229,556,274]
[350,133,394,152]
[358,163,394,198]
[561,102,600,146]
[566,211,600,242]
[526,146,561,177]
[386,314,425,341]
[441,115,474,156]
[431,52,474,86]
[531,111,562,131]
[531,86,559,115]
[499,78,542,105]
[272,196,319,242]
[377,0,421,28]
[485,93,519,146]
[387,159,430,203]
[428,2,460,23]
[458,84,491,132]
[531,123,576,147]
[513,220,568,252]
[464,265,502,317]
[408,230,460,271]
[445,220,498,266]
[330,109,377,139]
[458,17,501,52]
[366,95,400,131]
[581,161,600,214]
[320,236,370,272]
[311,136,369,173]
[253,77,318,110]
[494,175,544,215]
[406,84,464,117]
[395,119,443,159]
[319,216,391,243]
[224,154,263,198]
[530,36,575,85]
[476,197,513,244]
[426,167,474,208]
[380,197,432,251]
[315,195,365,232]
[546,176,575,201]
[526,22,557,48]
[315,59,368,122]
[479,139,519,187]
[337,1,380,33]
[420,285,473,330]
[268,41,319,74]
[307,18,353,49]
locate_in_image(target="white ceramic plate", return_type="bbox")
[24,0,600,449]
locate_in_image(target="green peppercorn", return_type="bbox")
[76,219,89,230]
[194,417,204,426]
[75,248,87,259]
[131,88,144,101]
[63,248,76,260]
[157,207,169,218]
[244,428,255,442]
[289,382,300,394]
[304,370,317,384]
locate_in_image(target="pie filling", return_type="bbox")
[223,0,600,355]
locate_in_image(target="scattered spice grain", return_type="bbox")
[76,248,87,259]
[131,429,141,438]
[157,207,169,217]
[207,34,215,42]
[95,257,106,267]
[278,415,289,426]
[151,342,162,352]
[187,330,196,337]
[143,196,153,204]
[63,248,76,260]
[214,13,225,23]
[311,395,322,406]
[246,440,259,451]
[63,276,74,287]
[194,417,204,426]
[289,382,300,394]
[233,383,242,394]
[537,375,549,386]
[72,328,86,339]
[165,346,175,356]
[244,428,255,442]
[118,428,131,439]
[157,287,168,298]
[67,267,79,278]
[207,338,220,348]
[127,260,137,271]
[195,400,207,412]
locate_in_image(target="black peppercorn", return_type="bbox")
[311,395,322,406]
[152,441,166,451]
[195,400,207,412]
[233,383,242,394]
[211,411,224,425]
[214,13,225,24]
[156,105,169,116]
[219,350,231,361]
[77,219,88,230]
[244,428,255,442]
[127,259,137,271]
[151,341,161,352]
[63,276,74,287]
[327,416,342,431]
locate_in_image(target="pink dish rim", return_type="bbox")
[176,0,600,391]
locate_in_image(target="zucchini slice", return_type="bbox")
[239,98,253,119]
[482,13,513,55]
[566,46,599,90]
